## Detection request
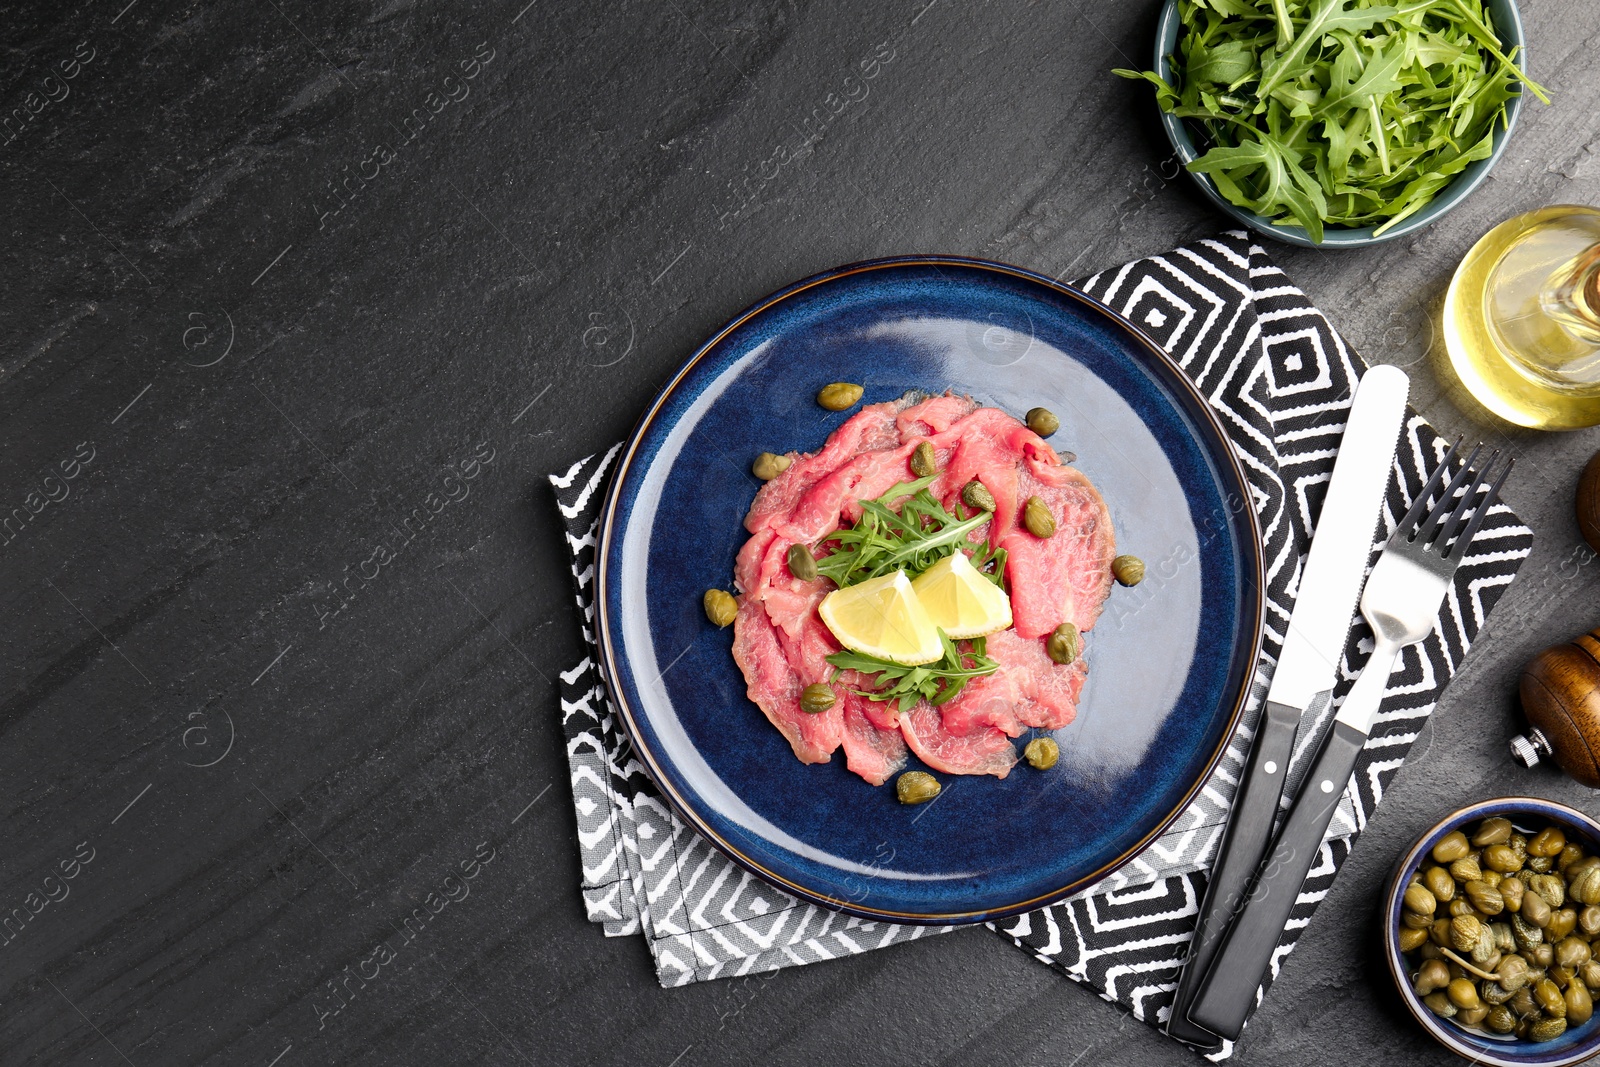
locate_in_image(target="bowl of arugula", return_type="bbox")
[1120,0,1548,248]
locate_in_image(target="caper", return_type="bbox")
[1453,914,1485,952]
[1531,855,1555,873]
[1473,923,1500,964]
[1111,554,1145,586]
[1511,833,1530,862]
[1560,843,1587,871]
[752,451,792,480]
[1419,943,1444,961]
[1434,830,1472,863]
[1451,854,1484,883]
[1569,981,1595,1025]
[1581,906,1600,938]
[1533,943,1557,968]
[1404,884,1438,916]
[1431,917,1453,947]
[703,589,738,627]
[786,542,818,582]
[1498,954,1532,991]
[1459,1004,1491,1028]
[799,683,836,714]
[1046,623,1080,666]
[1580,959,1600,990]
[1492,922,1516,954]
[1398,926,1429,952]
[816,382,864,411]
[1483,979,1517,1005]
[1024,737,1059,770]
[1513,912,1546,950]
[1485,844,1524,873]
[1467,880,1506,916]
[1530,826,1568,858]
[1403,909,1436,930]
[910,441,937,477]
[1553,964,1576,989]
[1473,818,1514,847]
[1425,866,1457,903]
[1535,977,1568,1017]
[1448,898,1479,919]
[1486,1004,1517,1033]
[1522,892,1553,930]
[1511,987,1538,1017]
[1025,407,1060,436]
[1483,870,1504,889]
[960,480,996,512]
[1571,865,1600,905]
[1530,1016,1569,1042]
[1502,875,1525,913]
[1414,958,1451,996]
[1549,908,1579,941]
[1021,496,1055,538]
[1423,991,1457,1019]
[1530,873,1567,909]
[1446,978,1483,1011]
[896,771,940,805]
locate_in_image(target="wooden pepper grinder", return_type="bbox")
[1511,628,1600,786]
[1510,455,1600,784]
[1581,450,1600,554]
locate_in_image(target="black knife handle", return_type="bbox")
[1188,719,1366,1041]
[1165,699,1301,1046]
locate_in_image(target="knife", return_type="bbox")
[1164,363,1409,1047]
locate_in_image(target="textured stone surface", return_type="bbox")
[2,1,1598,1064]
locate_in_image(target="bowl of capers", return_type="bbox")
[1385,797,1600,1065]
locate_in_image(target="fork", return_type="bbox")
[1187,438,1514,1041]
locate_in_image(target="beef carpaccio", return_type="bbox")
[731,393,1116,785]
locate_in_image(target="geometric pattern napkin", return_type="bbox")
[550,232,1533,1055]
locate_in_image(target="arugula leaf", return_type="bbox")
[814,475,1005,589]
[827,629,1000,712]
[1115,0,1549,241]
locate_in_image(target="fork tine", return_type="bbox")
[1418,444,1484,548]
[1394,436,1464,542]
[1447,455,1514,561]
[1437,448,1499,551]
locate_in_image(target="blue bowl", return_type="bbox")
[1152,0,1528,248]
[1384,798,1600,1066]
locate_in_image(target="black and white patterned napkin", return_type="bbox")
[549,232,1533,1054]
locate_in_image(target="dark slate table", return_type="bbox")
[4,2,1598,1064]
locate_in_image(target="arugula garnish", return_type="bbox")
[814,475,1008,589]
[827,631,999,713]
[1114,0,1550,241]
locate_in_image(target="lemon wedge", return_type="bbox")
[818,571,943,666]
[910,551,1013,640]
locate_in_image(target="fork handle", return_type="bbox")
[1188,717,1367,1040]
[1189,640,1402,1039]
[1333,637,1403,736]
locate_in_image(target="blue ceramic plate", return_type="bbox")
[595,257,1264,923]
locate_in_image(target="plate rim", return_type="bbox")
[593,253,1267,923]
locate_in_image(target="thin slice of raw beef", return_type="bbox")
[729,392,1115,784]
[899,702,1019,778]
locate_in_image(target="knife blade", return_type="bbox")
[1165,363,1409,1047]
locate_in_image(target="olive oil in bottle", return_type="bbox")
[1443,205,1600,430]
